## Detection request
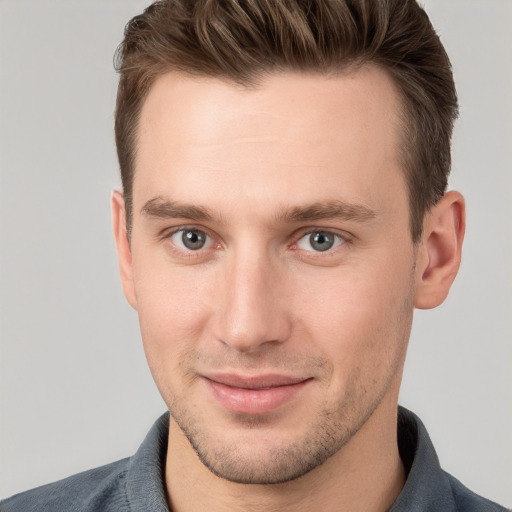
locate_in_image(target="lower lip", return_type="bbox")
[206,379,310,415]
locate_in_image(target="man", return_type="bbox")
[1,1,509,511]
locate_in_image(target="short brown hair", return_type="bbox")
[114,0,458,242]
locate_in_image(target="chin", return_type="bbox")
[169,388,385,485]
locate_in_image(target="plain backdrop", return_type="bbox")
[1,0,511,506]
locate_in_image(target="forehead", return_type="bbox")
[134,66,405,217]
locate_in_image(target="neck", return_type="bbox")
[165,399,405,512]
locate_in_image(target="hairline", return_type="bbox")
[123,62,425,244]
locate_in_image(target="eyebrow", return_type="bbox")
[141,197,214,221]
[276,200,377,223]
[140,197,376,224]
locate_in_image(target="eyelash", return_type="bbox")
[292,230,347,254]
[162,226,220,260]
[162,226,350,259]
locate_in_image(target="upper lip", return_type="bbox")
[204,373,310,389]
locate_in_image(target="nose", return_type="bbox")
[213,249,292,353]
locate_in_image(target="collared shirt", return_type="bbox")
[1,407,508,511]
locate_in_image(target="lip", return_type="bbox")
[204,373,311,415]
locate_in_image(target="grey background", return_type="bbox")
[1,0,511,505]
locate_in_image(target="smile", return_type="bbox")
[204,374,312,415]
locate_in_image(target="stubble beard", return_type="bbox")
[162,277,414,485]
[166,371,399,485]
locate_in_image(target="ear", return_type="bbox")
[111,190,137,310]
[414,191,466,309]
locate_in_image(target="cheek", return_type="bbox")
[131,254,216,369]
[294,258,414,379]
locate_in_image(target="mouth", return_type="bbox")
[203,373,312,415]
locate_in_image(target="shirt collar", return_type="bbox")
[390,407,457,511]
[124,407,456,512]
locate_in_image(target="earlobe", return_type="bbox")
[111,190,138,310]
[414,191,466,309]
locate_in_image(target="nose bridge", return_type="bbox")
[215,242,290,353]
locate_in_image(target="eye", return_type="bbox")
[296,231,344,252]
[170,229,213,251]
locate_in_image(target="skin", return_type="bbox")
[112,66,465,512]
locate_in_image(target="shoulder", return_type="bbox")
[1,413,171,512]
[0,458,132,512]
[394,407,510,512]
[445,472,510,512]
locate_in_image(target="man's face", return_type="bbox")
[122,67,419,484]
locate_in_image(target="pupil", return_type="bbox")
[183,230,205,250]
[311,232,334,252]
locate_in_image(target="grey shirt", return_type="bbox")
[1,407,508,511]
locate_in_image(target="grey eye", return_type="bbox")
[170,229,211,251]
[296,231,344,252]
[310,232,335,251]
